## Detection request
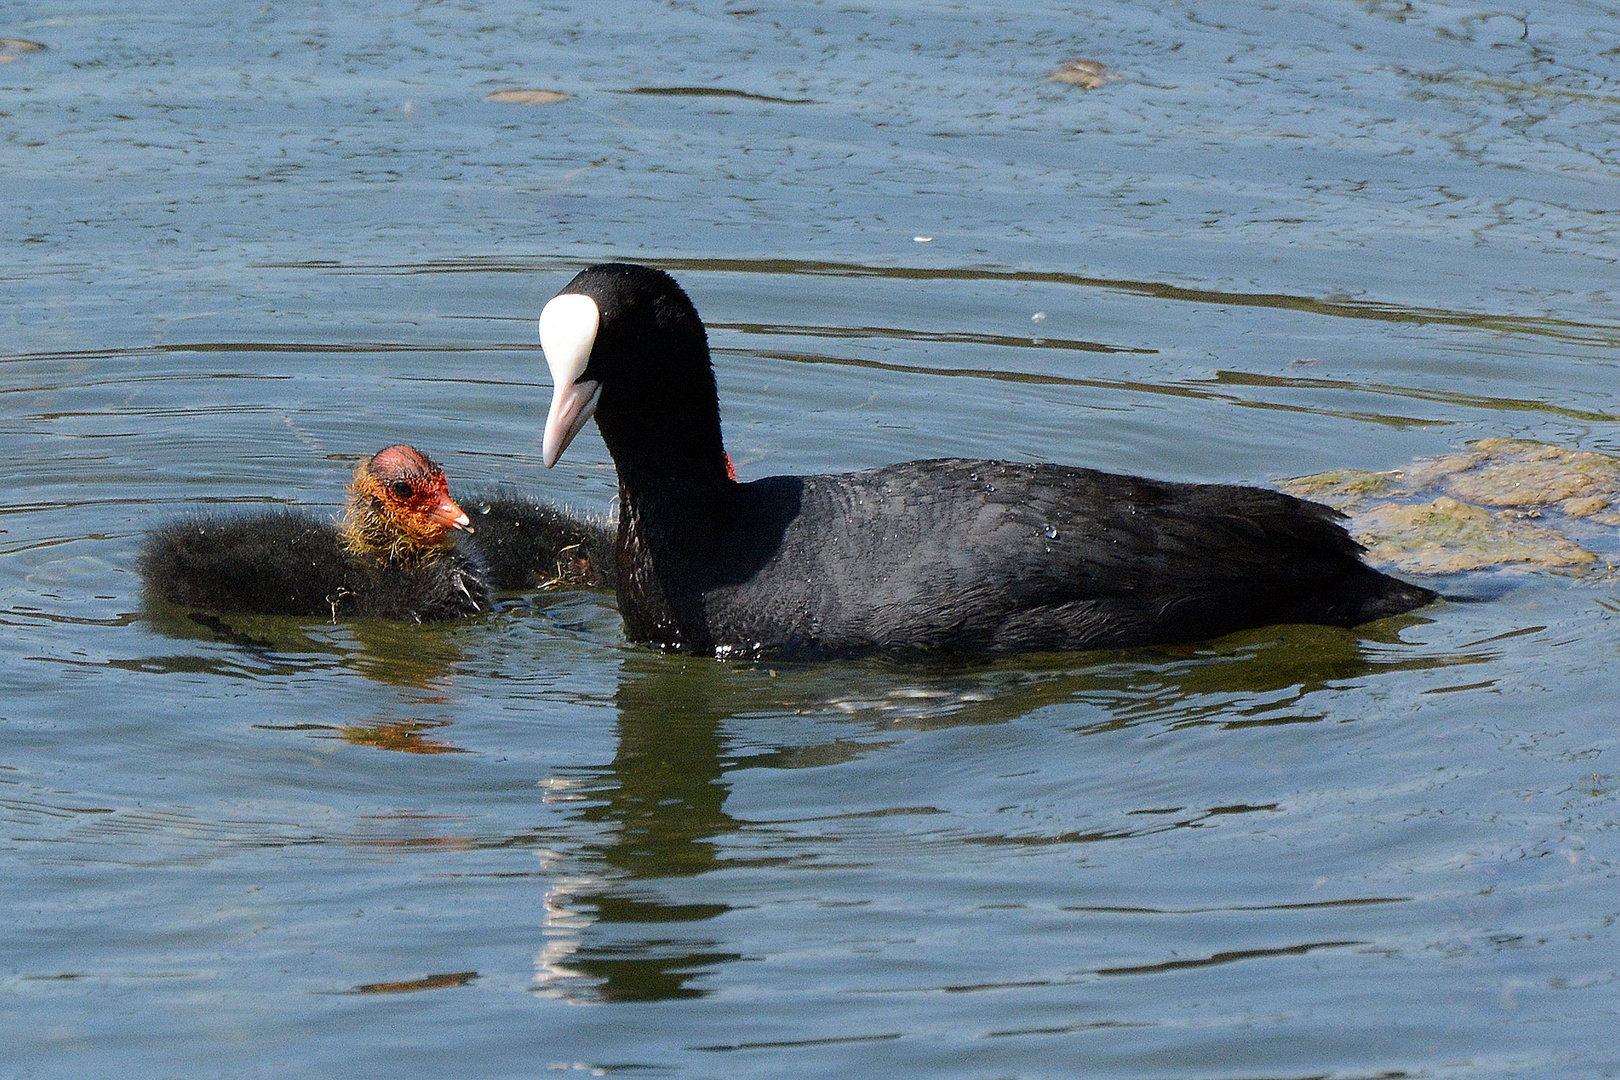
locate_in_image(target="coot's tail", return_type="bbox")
[1334,566,1437,626]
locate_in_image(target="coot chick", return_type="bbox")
[537,263,1436,658]
[142,446,617,620]
[141,445,488,621]
[461,490,616,591]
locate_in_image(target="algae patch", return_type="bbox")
[1281,439,1620,576]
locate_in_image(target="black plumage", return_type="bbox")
[461,491,616,591]
[139,511,486,622]
[537,263,1436,658]
[139,445,613,623]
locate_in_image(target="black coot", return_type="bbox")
[141,445,613,622]
[537,263,1435,658]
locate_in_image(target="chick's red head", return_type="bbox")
[344,444,470,562]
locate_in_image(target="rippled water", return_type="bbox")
[4,2,1620,1076]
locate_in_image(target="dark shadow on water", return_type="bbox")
[617,86,819,105]
[248,254,1620,348]
[730,343,1613,427]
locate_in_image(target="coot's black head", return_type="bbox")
[539,263,729,482]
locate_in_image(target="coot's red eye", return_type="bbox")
[390,480,414,500]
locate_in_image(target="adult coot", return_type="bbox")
[538,263,1436,658]
[141,445,613,622]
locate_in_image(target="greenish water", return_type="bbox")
[3,2,1619,1076]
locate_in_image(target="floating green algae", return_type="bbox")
[1282,439,1620,575]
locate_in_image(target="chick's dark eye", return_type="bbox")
[390,480,415,500]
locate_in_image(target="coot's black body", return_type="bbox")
[140,512,487,622]
[537,263,1436,659]
[611,459,1432,656]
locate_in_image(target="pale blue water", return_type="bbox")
[4,2,1620,1077]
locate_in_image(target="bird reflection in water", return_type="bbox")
[532,653,743,1002]
[525,614,1454,1003]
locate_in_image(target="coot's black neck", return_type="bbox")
[591,338,735,487]
[596,403,732,486]
[612,467,738,651]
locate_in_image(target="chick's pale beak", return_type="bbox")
[425,495,472,533]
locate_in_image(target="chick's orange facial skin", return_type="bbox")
[342,445,471,563]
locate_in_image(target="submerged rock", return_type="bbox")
[1281,438,1620,576]
[0,37,46,63]
[484,88,571,105]
[1046,59,1122,89]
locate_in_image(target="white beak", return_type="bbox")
[539,292,603,468]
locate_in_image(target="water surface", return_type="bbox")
[4,1,1619,1076]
